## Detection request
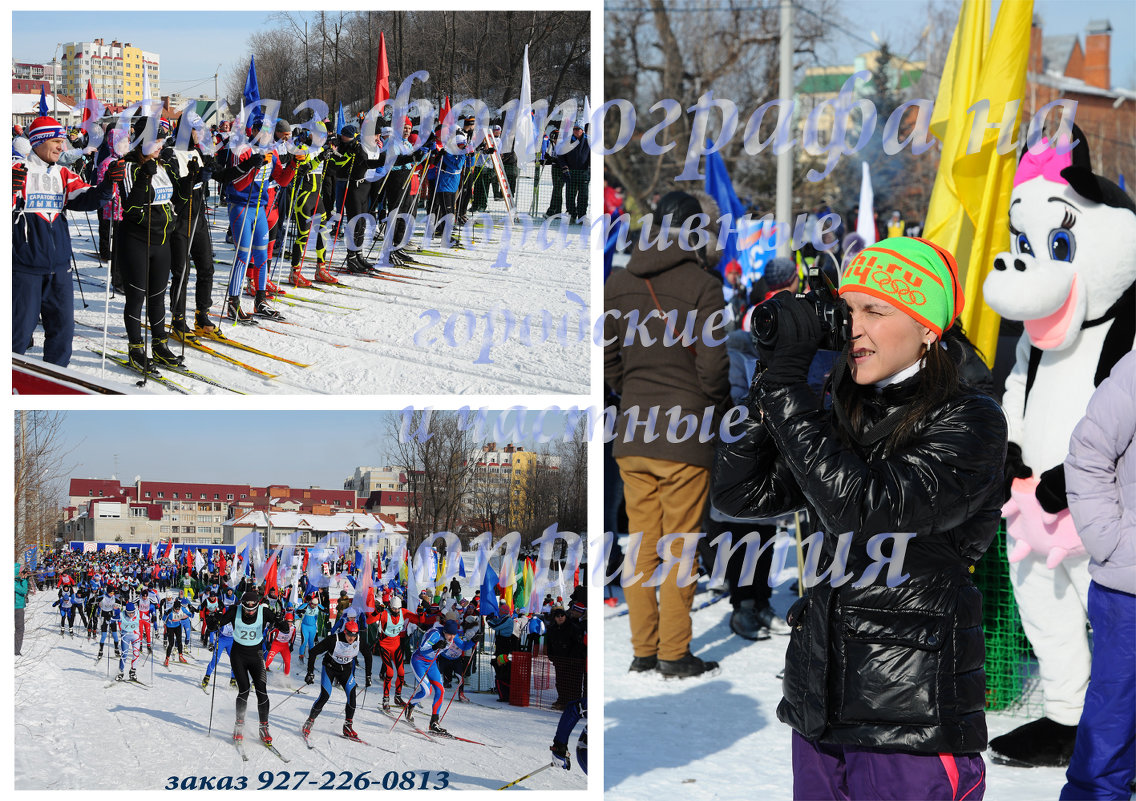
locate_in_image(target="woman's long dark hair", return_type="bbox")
[831,338,962,454]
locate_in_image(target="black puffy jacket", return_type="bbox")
[712,369,1007,753]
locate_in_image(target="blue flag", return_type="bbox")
[335,103,345,135]
[458,557,466,578]
[38,86,48,117]
[480,565,499,615]
[243,56,262,129]
[1120,173,1126,193]
[24,545,37,571]
[704,142,746,275]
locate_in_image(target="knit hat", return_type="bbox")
[275,118,291,134]
[28,116,66,146]
[838,236,963,336]
[764,256,798,291]
[340,124,358,138]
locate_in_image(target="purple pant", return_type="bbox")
[792,731,985,800]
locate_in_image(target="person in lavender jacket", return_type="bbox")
[1060,350,1136,801]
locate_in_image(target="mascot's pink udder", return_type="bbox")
[1002,476,1084,568]
[1023,274,1079,349]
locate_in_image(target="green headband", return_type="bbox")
[838,237,964,335]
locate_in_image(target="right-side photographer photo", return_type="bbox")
[602,0,1136,799]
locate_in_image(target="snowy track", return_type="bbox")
[35,203,589,395]
[15,592,585,791]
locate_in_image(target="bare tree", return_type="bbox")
[14,411,73,561]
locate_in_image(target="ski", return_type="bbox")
[245,286,360,312]
[87,348,192,394]
[234,739,249,762]
[170,330,278,378]
[149,360,248,394]
[381,711,436,743]
[261,742,290,763]
[104,677,150,689]
[339,734,397,755]
[428,730,495,747]
[194,329,310,367]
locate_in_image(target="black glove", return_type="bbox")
[13,164,27,194]
[561,167,570,180]
[241,153,266,174]
[550,741,570,771]
[104,160,126,183]
[431,638,447,652]
[1036,463,1069,514]
[187,158,201,178]
[141,159,159,177]
[754,293,822,387]
[1003,441,1033,503]
[304,671,314,685]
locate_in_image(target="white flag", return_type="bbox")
[514,44,536,168]
[856,161,876,246]
[142,63,151,105]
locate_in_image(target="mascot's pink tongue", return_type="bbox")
[1024,274,1079,349]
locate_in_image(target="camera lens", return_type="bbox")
[752,300,780,348]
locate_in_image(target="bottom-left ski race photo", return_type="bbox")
[14,410,590,791]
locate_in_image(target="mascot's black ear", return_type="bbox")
[1058,124,1103,202]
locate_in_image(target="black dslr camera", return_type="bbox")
[751,258,850,352]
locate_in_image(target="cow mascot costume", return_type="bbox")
[983,125,1136,767]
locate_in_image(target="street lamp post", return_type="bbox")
[52,43,61,120]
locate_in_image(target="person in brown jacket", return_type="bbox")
[604,191,731,679]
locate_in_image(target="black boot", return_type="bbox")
[989,717,1079,767]
[628,655,658,672]
[195,309,219,336]
[127,344,156,374]
[223,295,257,325]
[171,314,196,343]
[254,289,284,320]
[428,714,448,735]
[657,652,719,679]
[151,337,184,368]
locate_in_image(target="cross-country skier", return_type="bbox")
[550,697,587,774]
[138,584,158,654]
[403,619,472,735]
[163,597,192,665]
[372,594,409,711]
[116,601,144,682]
[286,126,337,286]
[264,611,297,680]
[302,618,363,741]
[213,589,281,745]
[216,123,296,322]
[296,592,324,661]
[96,588,121,661]
[51,586,79,636]
[201,597,236,690]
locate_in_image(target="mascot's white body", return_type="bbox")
[984,137,1136,730]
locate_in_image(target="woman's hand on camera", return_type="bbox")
[758,294,824,387]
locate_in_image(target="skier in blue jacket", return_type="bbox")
[404,619,471,735]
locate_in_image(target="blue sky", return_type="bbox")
[11,11,273,93]
[53,409,580,490]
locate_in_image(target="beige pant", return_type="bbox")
[617,455,708,662]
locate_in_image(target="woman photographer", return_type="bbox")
[713,237,1006,800]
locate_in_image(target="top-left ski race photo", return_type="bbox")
[11,10,593,395]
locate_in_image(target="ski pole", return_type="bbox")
[496,762,554,791]
[70,251,89,309]
[272,683,308,713]
[388,670,430,732]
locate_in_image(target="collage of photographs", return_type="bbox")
[9,2,1136,799]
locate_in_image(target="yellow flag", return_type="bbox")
[923,0,1033,363]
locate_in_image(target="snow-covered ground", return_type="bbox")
[603,568,1068,800]
[15,589,587,792]
[31,180,588,394]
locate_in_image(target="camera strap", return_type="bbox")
[643,278,698,358]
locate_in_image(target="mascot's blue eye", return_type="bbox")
[1049,230,1074,262]
[1016,233,1033,255]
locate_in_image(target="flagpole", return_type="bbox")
[775,0,793,258]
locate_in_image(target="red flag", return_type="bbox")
[263,554,278,594]
[373,32,390,108]
[302,548,309,574]
[162,540,172,560]
[184,548,192,572]
[82,80,95,126]
[218,550,227,576]
[440,95,451,138]
[573,565,580,587]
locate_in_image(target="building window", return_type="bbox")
[131,507,145,518]
[214,493,219,499]
[157,492,164,498]
[160,526,170,533]
[240,494,246,499]
[200,494,206,499]
[145,491,151,498]
[227,494,233,500]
